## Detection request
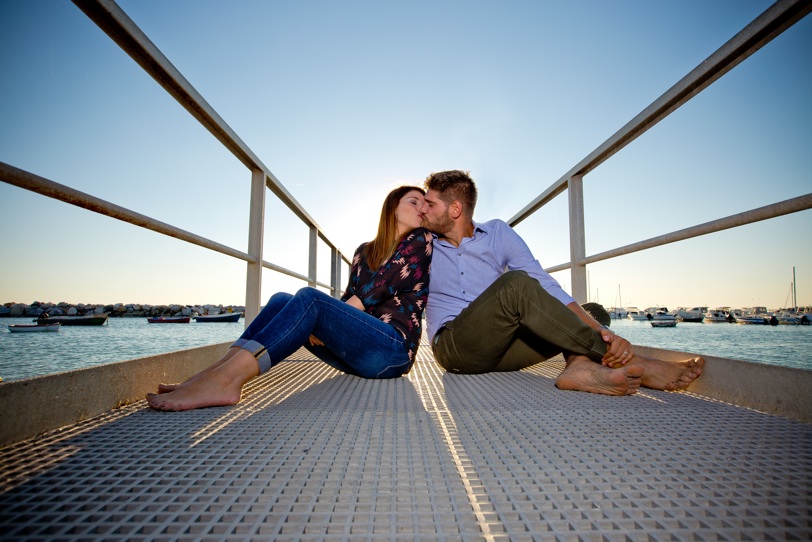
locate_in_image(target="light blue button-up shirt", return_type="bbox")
[425,219,575,341]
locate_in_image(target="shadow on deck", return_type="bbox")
[1,340,810,540]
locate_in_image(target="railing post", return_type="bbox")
[308,226,318,287]
[568,174,587,303]
[330,248,342,298]
[244,169,265,326]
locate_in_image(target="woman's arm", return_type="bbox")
[344,295,364,311]
[340,245,364,303]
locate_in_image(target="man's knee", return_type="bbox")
[498,270,547,296]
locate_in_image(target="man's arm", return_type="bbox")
[496,220,634,366]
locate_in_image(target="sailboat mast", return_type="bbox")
[793,266,797,309]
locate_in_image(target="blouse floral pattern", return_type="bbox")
[342,227,432,366]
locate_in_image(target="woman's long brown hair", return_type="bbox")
[363,185,424,270]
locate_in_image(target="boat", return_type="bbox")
[676,306,708,323]
[646,307,677,327]
[734,314,772,325]
[147,316,190,324]
[194,312,242,323]
[36,313,109,326]
[775,268,805,325]
[8,323,61,333]
[626,307,648,321]
[703,308,732,323]
[608,285,628,319]
[650,319,677,328]
[774,312,801,325]
[608,307,628,319]
[643,307,672,319]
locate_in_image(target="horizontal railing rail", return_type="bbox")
[543,194,812,274]
[508,0,812,302]
[0,162,254,264]
[1,0,351,324]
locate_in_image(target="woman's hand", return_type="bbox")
[309,335,324,347]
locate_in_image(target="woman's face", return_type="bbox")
[395,190,426,235]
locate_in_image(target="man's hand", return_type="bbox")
[309,335,324,347]
[600,329,634,367]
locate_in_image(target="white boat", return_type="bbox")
[703,308,731,323]
[644,307,674,319]
[676,306,707,323]
[607,307,628,319]
[608,286,627,319]
[650,319,677,328]
[626,307,648,321]
[775,270,808,324]
[734,314,771,325]
[8,323,61,333]
[646,307,677,327]
[774,312,801,325]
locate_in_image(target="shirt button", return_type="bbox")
[460,272,464,275]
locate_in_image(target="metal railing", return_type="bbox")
[508,0,812,303]
[2,0,810,319]
[0,0,351,324]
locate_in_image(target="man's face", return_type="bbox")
[421,189,454,235]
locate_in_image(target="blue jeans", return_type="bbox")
[232,288,412,378]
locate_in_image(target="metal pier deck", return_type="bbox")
[1,342,810,541]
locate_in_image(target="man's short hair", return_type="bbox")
[424,170,478,217]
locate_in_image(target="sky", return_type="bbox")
[1,0,810,311]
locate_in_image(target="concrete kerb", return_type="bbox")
[635,345,812,424]
[0,342,230,448]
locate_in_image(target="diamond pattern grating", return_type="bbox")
[1,339,810,541]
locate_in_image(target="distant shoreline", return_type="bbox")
[1,301,245,319]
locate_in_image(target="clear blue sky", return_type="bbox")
[1,0,810,310]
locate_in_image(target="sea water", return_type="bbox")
[0,317,243,382]
[609,318,812,371]
[1,316,810,382]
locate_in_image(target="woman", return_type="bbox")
[147,186,432,411]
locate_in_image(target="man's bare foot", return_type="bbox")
[631,355,704,391]
[157,382,182,393]
[147,350,259,411]
[157,346,241,393]
[556,355,644,396]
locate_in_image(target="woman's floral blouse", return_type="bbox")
[342,227,433,365]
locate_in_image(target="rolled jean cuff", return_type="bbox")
[234,339,272,374]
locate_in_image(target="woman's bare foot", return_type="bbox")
[147,350,260,411]
[556,355,644,396]
[157,346,241,393]
[631,355,704,391]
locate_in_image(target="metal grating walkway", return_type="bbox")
[1,340,810,541]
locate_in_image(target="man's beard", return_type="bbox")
[422,211,454,236]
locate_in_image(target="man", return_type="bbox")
[421,170,703,395]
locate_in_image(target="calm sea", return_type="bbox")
[0,317,243,382]
[1,316,810,382]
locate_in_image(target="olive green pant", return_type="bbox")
[432,271,607,374]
